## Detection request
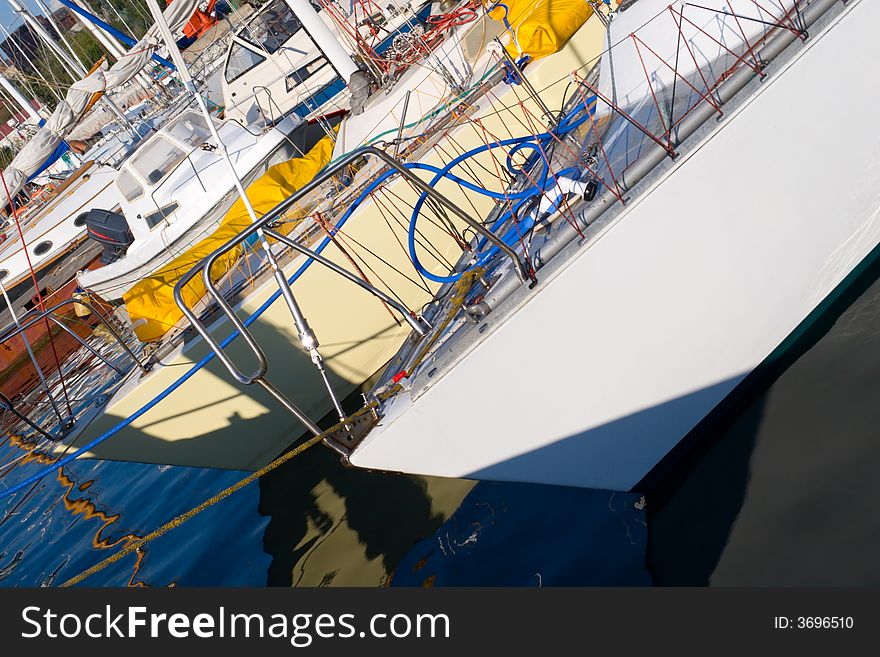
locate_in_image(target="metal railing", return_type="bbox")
[0,297,148,433]
[0,298,147,374]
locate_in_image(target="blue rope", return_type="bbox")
[406,97,597,283]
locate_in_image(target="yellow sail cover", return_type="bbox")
[124,133,335,343]
[488,0,594,60]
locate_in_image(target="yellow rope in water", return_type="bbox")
[59,401,383,588]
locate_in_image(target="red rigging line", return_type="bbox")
[0,171,74,419]
[632,32,725,138]
[674,7,764,80]
[750,0,807,39]
[315,0,481,74]
[724,0,766,77]
[567,73,624,201]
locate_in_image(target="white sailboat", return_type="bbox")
[5,0,870,501]
[75,109,312,299]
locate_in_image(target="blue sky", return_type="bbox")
[0,1,64,36]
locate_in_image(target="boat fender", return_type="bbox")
[73,292,92,318]
[349,70,372,116]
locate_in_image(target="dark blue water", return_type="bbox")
[1,261,878,587]
[0,442,647,587]
[392,483,649,586]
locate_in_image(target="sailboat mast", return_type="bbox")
[56,0,177,103]
[0,69,41,122]
[282,0,359,84]
[0,23,62,103]
[74,0,129,59]
[8,0,79,80]
[6,0,137,135]
[32,0,89,72]
[144,0,347,427]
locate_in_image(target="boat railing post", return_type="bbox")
[262,227,431,336]
[145,0,329,430]
[0,392,55,441]
[46,316,125,376]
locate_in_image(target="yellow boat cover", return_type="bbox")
[124,133,335,343]
[488,0,593,60]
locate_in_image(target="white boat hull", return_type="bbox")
[350,0,880,490]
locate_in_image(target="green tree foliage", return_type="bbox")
[0,145,16,169]
[101,0,154,40]
[25,29,105,110]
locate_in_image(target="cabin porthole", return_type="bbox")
[33,241,52,256]
[0,269,7,281]
[73,213,88,227]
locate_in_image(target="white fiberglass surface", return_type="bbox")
[0,165,122,286]
[79,125,296,297]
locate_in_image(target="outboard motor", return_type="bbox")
[83,209,134,264]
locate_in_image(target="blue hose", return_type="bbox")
[405,97,597,283]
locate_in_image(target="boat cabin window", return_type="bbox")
[117,168,144,202]
[224,0,322,83]
[33,241,52,256]
[239,0,305,54]
[225,41,267,83]
[166,112,211,148]
[129,136,187,188]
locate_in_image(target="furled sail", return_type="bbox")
[0,0,199,202]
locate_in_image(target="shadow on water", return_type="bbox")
[258,445,450,587]
[390,481,652,586]
[646,245,880,585]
